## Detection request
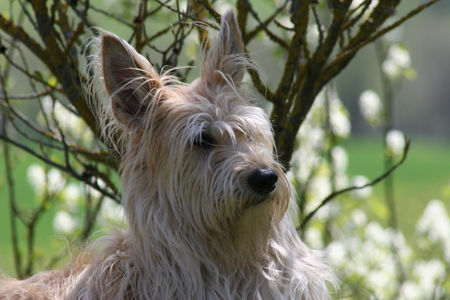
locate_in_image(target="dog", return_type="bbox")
[0,10,335,299]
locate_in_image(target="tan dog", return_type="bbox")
[1,11,334,299]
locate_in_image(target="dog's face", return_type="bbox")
[99,12,289,247]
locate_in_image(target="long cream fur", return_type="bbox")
[0,11,335,300]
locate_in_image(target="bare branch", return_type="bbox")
[0,14,47,65]
[270,1,311,135]
[318,0,442,89]
[275,0,352,167]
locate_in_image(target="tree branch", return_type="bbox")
[275,0,352,167]
[318,0,442,90]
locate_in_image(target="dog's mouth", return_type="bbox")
[245,191,275,208]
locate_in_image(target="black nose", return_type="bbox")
[248,168,278,195]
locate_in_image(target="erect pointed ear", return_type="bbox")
[201,10,246,88]
[101,32,164,126]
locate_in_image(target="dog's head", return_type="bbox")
[95,11,290,253]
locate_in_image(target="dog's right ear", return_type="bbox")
[101,32,163,126]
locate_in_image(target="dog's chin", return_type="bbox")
[231,198,274,255]
[244,195,278,222]
[245,191,287,225]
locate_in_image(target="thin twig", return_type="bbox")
[0,133,121,203]
[0,90,53,100]
[78,0,133,27]
[243,0,289,48]
[311,4,324,48]
[298,140,411,231]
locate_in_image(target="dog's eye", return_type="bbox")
[194,132,216,149]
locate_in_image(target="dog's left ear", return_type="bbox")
[201,10,246,88]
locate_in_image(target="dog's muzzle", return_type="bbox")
[247,167,278,197]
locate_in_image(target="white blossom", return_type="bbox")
[386,129,406,156]
[388,44,411,69]
[387,229,412,262]
[350,0,379,21]
[351,209,367,227]
[61,183,81,212]
[413,259,446,297]
[306,24,321,50]
[359,90,382,126]
[39,96,94,145]
[417,200,450,261]
[55,102,94,145]
[277,16,293,29]
[87,178,107,200]
[334,173,349,190]
[99,199,125,225]
[330,98,351,138]
[47,168,66,194]
[350,0,378,10]
[295,149,321,183]
[327,241,346,267]
[417,200,450,239]
[27,164,66,196]
[361,239,389,266]
[308,127,325,149]
[54,102,78,132]
[308,175,332,207]
[305,227,324,249]
[365,222,390,247]
[331,146,348,173]
[350,0,364,10]
[382,58,402,79]
[291,124,324,183]
[367,267,396,299]
[399,281,422,300]
[27,164,46,194]
[382,44,412,80]
[351,175,372,198]
[53,210,78,235]
[328,202,449,298]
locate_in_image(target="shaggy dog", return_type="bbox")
[0,11,335,299]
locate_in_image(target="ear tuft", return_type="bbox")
[202,10,246,88]
[101,32,163,126]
